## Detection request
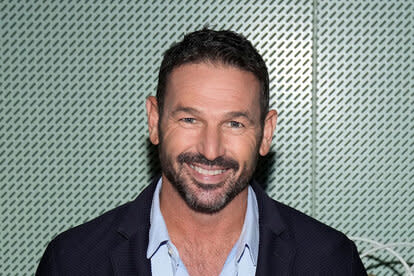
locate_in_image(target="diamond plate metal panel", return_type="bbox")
[316,1,413,274]
[0,1,313,274]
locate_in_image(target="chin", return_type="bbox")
[178,175,248,214]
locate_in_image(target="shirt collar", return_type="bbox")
[235,185,260,265]
[146,178,169,259]
[146,178,260,266]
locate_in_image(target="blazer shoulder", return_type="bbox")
[278,201,351,247]
[37,180,157,275]
[46,179,157,252]
[254,182,347,247]
[36,201,132,275]
[53,200,131,247]
[257,190,366,274]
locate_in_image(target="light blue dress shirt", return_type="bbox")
[147,178,259,276]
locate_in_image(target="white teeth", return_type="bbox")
[189,164,226,176]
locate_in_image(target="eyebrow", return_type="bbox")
[225,111,255,124]
[171,106,201,116]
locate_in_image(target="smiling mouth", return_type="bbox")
[188,163,228,176]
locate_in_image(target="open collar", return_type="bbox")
[148,178,261,268]
[108,178,296,275]
[235,185,260,266]
[146,178,170,259]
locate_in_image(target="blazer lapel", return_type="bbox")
[110,178,158,275]
[255,227,296,276]
[252,181,296,276]
[110,229,151,275]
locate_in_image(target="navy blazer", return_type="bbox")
[36,179,367,275]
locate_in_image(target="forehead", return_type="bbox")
[164,62,261,114]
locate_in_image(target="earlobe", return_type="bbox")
[259,110,278,156]
[145,96,160,145]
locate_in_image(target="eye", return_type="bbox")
[180,117,196,124]
[228,121,244,128]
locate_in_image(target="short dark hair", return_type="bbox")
[156,28,269,123]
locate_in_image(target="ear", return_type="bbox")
[259,109,278,156]
[145,96,160,145]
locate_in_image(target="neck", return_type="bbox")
[160,175,248,242]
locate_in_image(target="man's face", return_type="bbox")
[146,62,276,214]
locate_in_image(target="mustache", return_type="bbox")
[177,152,239,171]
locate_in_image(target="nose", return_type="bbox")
[197,125,225,161]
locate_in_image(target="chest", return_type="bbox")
[178,239,234,276]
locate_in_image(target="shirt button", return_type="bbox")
[168,246,173,256]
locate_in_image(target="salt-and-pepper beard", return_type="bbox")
[158,146,259,214]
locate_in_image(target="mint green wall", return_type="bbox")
[1,1,412,275]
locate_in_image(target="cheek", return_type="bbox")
[160,124,200,151]
[222,133,261,161]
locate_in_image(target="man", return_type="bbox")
[37,29,367,275]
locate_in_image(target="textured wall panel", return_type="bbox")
[316,1,413,274]
[0,1,313,274]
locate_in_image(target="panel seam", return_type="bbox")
[311,0,318,218]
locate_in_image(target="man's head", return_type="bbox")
[146,29,277,214]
